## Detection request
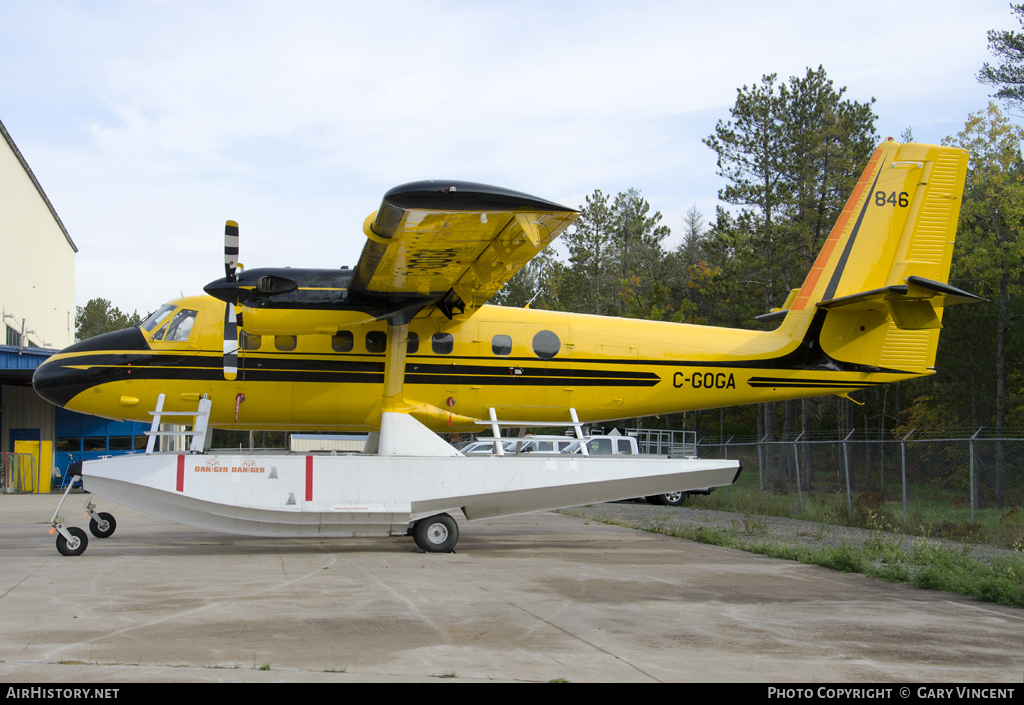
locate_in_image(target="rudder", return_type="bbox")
[784,140,977,374]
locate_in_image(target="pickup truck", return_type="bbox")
[459,434,710,506]
[561,435,711,506]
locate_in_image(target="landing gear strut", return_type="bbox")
[412,513,459,553]
[50,467,117,556]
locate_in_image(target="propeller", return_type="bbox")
[223,220,241,381]
[225,220,239,282]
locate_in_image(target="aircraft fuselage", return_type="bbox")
[33,293,918,432]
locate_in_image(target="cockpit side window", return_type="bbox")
[153,310,198,342]
[141,304,176,333]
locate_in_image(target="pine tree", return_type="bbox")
[978,4,1024,107]
[75,299,143,341]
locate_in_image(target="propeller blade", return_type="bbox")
[224,303,239,381]
[225,220,239,284]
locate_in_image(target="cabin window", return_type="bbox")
[617,439,634,455]
[331,331,353,352]
[406,332,419,354]
[153,309,198,342]
[275,335,297,352]
[431,332,454,354]
[141,304,176,333]
[586,438,612,455]
[492,335,512,356]
[532,330,560,359]
[241,331,262,351]
[133,436,148,450]
[365,331,387,353]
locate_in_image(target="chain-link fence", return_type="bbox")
[0,453,38,494]
[692,429,1024,545]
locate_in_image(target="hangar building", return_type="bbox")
[1,118,149,484]
[0,117,77,459]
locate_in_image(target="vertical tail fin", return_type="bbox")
[784,140,976,373]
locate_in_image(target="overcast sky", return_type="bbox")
[0,0,1016,317]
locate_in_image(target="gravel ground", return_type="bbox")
[561,501,1024,566]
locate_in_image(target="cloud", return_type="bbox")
[0,0,1012,313]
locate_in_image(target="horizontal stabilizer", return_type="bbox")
[816,276,984,330]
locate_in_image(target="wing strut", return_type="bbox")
[375,318,461,457]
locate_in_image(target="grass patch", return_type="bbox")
[689,484,1024,549]
[568,507,1024,608]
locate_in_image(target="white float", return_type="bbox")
[50,405,740,554]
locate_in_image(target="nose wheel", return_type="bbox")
[89,512,117,539]
[412,513,459,553]
[55,526,88,556]
[50,483,118,556]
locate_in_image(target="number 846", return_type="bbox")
[875,191,909,207]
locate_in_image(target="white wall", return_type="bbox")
[0,126,76,350]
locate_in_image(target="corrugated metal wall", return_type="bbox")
[1,384,55,452]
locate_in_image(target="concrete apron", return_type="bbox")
[1,494,1022,683]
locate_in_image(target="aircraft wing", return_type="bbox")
[350,181,578,318]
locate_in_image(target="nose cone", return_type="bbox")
[33,327,150,408]
[32,357,69,407]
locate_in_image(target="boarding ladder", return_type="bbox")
[145,393,213,454]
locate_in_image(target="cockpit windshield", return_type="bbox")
[141,304,177,333]
[152,309,198,342]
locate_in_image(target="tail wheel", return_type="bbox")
[89,512,116,538]
[413,513,459,553]
[56,527,89,556]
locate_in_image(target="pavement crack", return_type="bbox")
[38,559,336,661]
[0,556,55,603]
[346,560,454,645]
[474,584,662,682]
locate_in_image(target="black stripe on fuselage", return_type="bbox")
[746,377,874,388]
[406,362,659,381]
[38,304,913,406]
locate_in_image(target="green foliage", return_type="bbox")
[978,4,1024,108]
[703,66,877,316]
[75,298,142,341]
[490,247,560,310]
